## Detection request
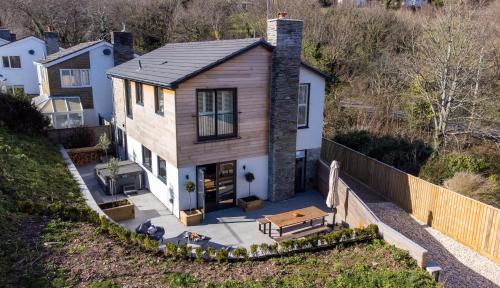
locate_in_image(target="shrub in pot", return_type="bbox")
[238,171,263,212]
[179,180,203,226]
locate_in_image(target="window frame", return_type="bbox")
[117,128,123,148]
[2,56,21,68]
[195,88,238,142]
[141,145,152,171]
[154,86,164,116]
[297,83,310,129]
[135,82,144,105]
[59,69,91,88]
[1,85,25,96]
[157,155,167,183]
[125,80,133,118]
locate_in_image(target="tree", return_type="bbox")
[245,172,255,197]
[107,157,119,203]
[184,180,196,212]
[96,133,111,162]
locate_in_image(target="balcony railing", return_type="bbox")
[198,113,235,139]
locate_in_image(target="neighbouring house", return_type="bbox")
[107,16,329,219]
[0,27,60,96]
[33,31,134,129]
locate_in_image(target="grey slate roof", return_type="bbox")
[36,40,103,65]
[107,38,272,88]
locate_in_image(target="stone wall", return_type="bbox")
[267,18,303,202]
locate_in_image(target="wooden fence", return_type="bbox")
[321,139,500,264]
[47,125,111,148]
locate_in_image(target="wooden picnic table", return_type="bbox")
[265,206,329,237]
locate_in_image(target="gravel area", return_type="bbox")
[368,202,500,288]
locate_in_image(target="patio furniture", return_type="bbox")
[135,219,165,242]
[256,217,270,234]
[275,226,330,243]
[172,231,211,249]
[265,206,329,238]
[95,160,143,195]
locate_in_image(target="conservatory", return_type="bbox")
[35,96,84,129]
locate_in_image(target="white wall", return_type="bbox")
[236,155,268,200]
[0,37,46,95]
[296,67,325,151]
[126,134,180,216]
[89,45,114,121]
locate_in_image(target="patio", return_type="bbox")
[77,164,334,249]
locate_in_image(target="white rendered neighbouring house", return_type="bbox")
[107,17,329,219]
[0,28,60,96]
[33,32,134,129]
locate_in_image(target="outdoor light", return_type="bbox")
[243,165,246,170]
[185,175,189,180]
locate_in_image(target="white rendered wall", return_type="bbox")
[236,155,268,201]
[89,46,114,121]
[0,37,46,95]
[296,67,325,151]
[126,134,180,215]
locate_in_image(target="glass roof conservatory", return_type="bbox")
[37,96,84,129]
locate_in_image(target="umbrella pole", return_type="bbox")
[331,207,337,230]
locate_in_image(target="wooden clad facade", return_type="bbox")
[175,45,271,167]
[45,52,94,109]
[113,78,177,166]
[321,139,500,264]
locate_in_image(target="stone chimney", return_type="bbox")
[43,26,59,55]
[267,14,303,202]
[9,33,16,41]
[111,31,134,66]
[0,28,12,41]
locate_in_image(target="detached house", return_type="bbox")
[107,16,329,219]
[0,27,59,96]
[33,32,134,129]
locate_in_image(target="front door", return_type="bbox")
[197,161,236,213]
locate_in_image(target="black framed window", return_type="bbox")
[125,80,132,118]
[157,156,166,182]
[297,83,310,128]
[155,86,164,115]
[135,82,143,105]
[142,145,151,170]
[2,56,21,68]
[117,128,123,147]
[196,88,237,141]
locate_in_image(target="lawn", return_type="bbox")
[0,126,438,287]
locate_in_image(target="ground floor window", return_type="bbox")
[142,145,152,171]
[157,156,166,183]
[1,85,24,96]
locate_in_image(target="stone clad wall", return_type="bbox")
[267,18,303,202]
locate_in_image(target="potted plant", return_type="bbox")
[238,171,263,212]
[179,180,203,226]
[98,158,135,221]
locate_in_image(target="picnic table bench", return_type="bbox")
[275,225,330,243]
[264,206,329,238]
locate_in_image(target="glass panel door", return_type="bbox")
[217,161,235,209]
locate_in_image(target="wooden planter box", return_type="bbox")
[99,199,135,221]
[238,196,263,212]
[180,209,203,226]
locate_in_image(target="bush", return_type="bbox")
[420,152,493,185]
[165,242,178,258]
[0,93,49,135]
[231,247,248,259]
[333,130,433,175]
[194,247,203,261]
[250,244,259,257]
[443,172,500,208]
[215,248,229,263]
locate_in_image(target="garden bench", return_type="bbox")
[256,218,270,234]
[274,226,330,243]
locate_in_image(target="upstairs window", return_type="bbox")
[142,145,152,171]
[157,156,166,182]
[60,69,90,88]
[125,80,132,118]
[155,86,164,115]
[297,83,310,128]
[135,82,143,105]
[2,56,21,68]
[196,88,237,141]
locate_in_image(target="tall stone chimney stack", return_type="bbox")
[111,31,134,66]
[267,14,303,202]
[43,26,60,55]
[0,28,12,41]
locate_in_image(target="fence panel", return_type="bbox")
[321,138,500,264]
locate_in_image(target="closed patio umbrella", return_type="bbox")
[326,160,340,227]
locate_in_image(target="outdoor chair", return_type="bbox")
[135,219,165,242]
